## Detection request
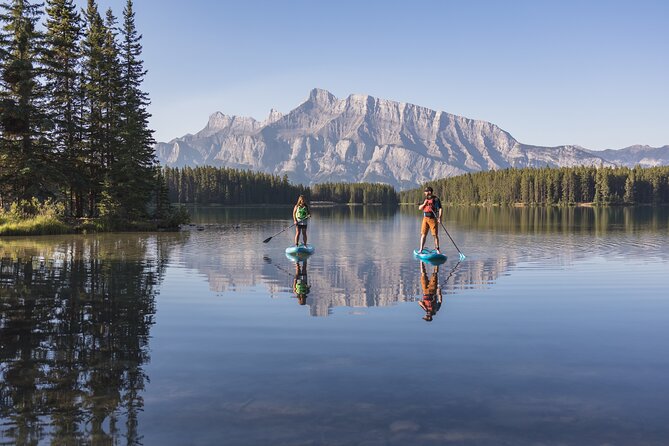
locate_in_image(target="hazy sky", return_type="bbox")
[82,0,668,150]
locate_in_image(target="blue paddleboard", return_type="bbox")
[286,244,315,256]
[414,249,447,264]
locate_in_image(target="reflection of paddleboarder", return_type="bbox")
[419,262,442,321]
[293,260,310,305]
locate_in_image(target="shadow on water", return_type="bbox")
[0,234,184,445]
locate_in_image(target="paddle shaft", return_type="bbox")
[263,222,296,243]
[428,209,465,257]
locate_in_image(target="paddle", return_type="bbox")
[430,210,466,261]
[262,222,295,243]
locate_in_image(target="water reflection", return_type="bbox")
[416,261,464,322]
[400,205,669,234]
[0,235,182,445]
[1,207,668,444]
[185,203,397,226]
[418,262,442,322]
[292,259,310,306]
[254,255,505,317]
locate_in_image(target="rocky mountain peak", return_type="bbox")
[206,111,230,129]
[307,88,338,107]
[203,112,260,136]
[265,108,284,124]
[155,88,667,189]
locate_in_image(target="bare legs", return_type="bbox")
[419,233,439,252]
[294,226,307,245]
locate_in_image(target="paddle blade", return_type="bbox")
[262,237,272,243]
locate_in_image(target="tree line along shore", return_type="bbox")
[401,165,669,206]
[4,162,669,235]
[163,165,669,207]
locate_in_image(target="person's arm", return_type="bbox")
[418,199,427,210]
[437,199,443,221]
[293,206,298,224]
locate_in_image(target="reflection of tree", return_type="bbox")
[399,205,669,235]
[0,235,179,445]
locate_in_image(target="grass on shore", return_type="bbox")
[0,215,71,236]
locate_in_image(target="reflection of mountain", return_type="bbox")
[175,221,512,317]
[286,257,511,317]
[177,206,669,317]
[0,235,182,444]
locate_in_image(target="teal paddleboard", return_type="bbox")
[414,249,447,264]
[286,244,315,256]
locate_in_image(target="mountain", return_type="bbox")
[593,145,669,168]
[155,88,632,189]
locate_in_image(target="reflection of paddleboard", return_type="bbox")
[413,249,447,264]
[286,244,315,256]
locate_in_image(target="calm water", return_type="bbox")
[1,206,668,445]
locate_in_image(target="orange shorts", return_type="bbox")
[421,217,438,236]
[421,273,438,295]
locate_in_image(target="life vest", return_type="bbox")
[296,206,308,221]
[422,295,435,312]
[295,280,309,295]
[423,197,439,216]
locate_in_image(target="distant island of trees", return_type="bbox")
[163,167,399,206]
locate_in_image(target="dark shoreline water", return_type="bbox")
[1,207,668,445]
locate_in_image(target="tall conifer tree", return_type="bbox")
[43,0,82,213]
[118,0,156,218]
[96,8,124,219]
[80,0,106,216]
[0,0,52,202]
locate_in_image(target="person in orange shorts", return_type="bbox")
[418,186,442,253]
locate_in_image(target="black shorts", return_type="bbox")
[297,221,307,227]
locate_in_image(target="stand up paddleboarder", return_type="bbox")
[293,195,310,246]
[418,186,442,253]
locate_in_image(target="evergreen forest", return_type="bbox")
[163,167,399,205]
[0,0,173,229]
[400,166,669,206]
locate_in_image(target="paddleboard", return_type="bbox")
[413,249,447,264]
[286,244,315,256]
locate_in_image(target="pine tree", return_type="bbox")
[117,0,156,219]
[0,0,53,202]
[96,8,124,220]
[43,0,82,214]
[80,0,106,216]
[623,172,635,204]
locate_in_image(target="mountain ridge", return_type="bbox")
[155,88,668,189]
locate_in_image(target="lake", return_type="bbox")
[1,206,668,445]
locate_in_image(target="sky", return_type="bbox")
[81,0,668,150]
